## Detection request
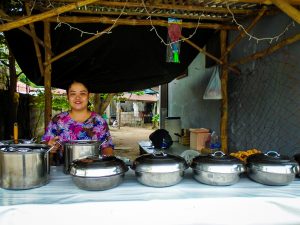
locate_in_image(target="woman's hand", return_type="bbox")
[102,147,114,156]
[48,136,61,153]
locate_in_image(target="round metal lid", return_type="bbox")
[191,151,245,173]
[0,144,49,153]
[64,140,100,145]
[131,151,188,173]
[247,151,296,164]
[247,151,299,174]
[70,156,128,177]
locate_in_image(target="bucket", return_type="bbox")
[165,117,181,142]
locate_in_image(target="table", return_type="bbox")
[1,166,300,225]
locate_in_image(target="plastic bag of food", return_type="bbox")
[203,66,222,100]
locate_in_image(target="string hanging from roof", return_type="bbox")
[226,3,296,44]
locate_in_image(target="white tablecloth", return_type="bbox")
[1,166,300,225]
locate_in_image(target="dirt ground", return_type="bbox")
[109,125,155,160]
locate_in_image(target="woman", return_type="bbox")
[42,81,114,161]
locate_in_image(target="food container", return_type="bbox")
[0,144,50,190]
[70,156,128,191]
[131,151,188,187]
[294,153,300,178]
[246,151,299,185]
[63,140,101,174]
[190,151,245,186]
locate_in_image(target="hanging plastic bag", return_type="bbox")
[203,66,222,100]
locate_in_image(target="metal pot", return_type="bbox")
[131,151,188,187]
[63,140,101,174]
[70,156,128,191]
[246,151,299,186]
[191,151,245,186]
[0,144,50,190]
[294,153,300,178]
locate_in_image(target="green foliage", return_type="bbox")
[151,114,160,122]
[31,90,69,112]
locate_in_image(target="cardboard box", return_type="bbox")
[189,128,211,151]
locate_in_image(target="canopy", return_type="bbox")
[5,23,214,93]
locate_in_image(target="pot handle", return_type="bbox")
[211,151,225,157]
[45,140,62,157]
[265,151,280,158]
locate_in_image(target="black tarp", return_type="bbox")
[5,22,214,93]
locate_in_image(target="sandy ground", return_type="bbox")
[109,125,155,160]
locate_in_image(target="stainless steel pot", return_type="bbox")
[63,140,101,174]
[246,151,299,186]
[0,144,50,190]
[294,153,300,178]
[191,151,245,186]
[131,151,188,187]
[70,156,128,191]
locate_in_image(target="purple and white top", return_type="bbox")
[42,111,114,149]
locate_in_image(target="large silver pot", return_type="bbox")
[0,144,50,190]
[63,140,101,174]
[70,156,128,191]
[131,151,188,187]
[246,151,299,185]
[191,151,245,186]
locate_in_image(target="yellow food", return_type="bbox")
[230,149,261,162]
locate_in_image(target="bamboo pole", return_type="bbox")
[0,10,52,54]
[220,30,228,154]
[0,0,101,32]
[45,25,116,66]
[25,4,44,77]
[44,21,52,129]
[69,9,232,22]
[272,0,300,24]
[221,7,267,60]
[48,0,260,14]
[230,33,300,67]
[182,36,240,75]
[47,16,238,30]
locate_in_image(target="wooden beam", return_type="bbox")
[221,7,267,60]
[225,0,300,5]
[47,16,238,30]
[45,25,115,65]
[272,0,300,24]
[230,33,300,66]
[182,36,240,75]
[0,0,101,32]
[220,30,228,154]
[44,21,52,129]
[25,4,44,77]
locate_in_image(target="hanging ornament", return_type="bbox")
[166,18,182,63]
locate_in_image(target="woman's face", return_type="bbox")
[67,82,90,111]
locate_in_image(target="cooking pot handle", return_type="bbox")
[265,151,280,158]
[211,151,225,157]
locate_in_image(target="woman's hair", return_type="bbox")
[66,80,91,94]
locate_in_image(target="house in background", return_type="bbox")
[108,87,159,127]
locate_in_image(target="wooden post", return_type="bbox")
[220,30,228,154]
[44,21,52,129]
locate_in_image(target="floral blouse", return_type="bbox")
[42,111,114,150]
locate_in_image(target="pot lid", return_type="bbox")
[246,151,299,174]
[0,144,49,153]
[293,153,300,163]
[131,151,188,173]
[64,140,100,145]
[70,156,128,177]
[247,151,296,164]
[191,151,245,173]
